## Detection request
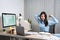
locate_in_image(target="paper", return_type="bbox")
[25,32,39,35]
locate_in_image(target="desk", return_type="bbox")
[0,32,60,40]
[0,32,50,40]
[0,32,46,40]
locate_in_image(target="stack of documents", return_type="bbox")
[39,32,51,35]
[25,32,39,35]
[25,32,60,40]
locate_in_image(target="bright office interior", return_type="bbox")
[0,0,60,40]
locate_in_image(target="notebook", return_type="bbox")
[16,26,25,36]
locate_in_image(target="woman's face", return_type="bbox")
[40,14,45,21]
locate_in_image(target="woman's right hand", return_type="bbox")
[49,15,53,18]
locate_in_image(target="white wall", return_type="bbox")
[24,0,60,33]
[0,0,24,29]
[0,0,24,17]
[55,0,60,33]
[24,0,60,32]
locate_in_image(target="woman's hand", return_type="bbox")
[49,15,54,18]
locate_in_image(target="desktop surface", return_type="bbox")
[0,29,60,40]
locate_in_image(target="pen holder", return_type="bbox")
[7,29,14,34]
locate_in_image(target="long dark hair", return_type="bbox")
[39,11,48,26]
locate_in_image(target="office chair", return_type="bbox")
[49,25,60,38]
[49,24,55,34]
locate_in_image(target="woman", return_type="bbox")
[34,11,58,32]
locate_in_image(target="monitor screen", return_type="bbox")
[2,13,16,28]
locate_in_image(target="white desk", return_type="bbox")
[0,32,60,40]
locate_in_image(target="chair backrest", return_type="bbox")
[49,24,55,34]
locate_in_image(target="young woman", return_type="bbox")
[34,11,58,32]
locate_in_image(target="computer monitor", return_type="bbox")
[2,13,16,28]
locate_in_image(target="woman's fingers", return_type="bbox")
[49,15,53,17]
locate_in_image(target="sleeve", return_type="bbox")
[34,14,40,23]
[48,16,59,26]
